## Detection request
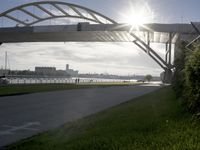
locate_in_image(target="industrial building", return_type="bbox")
[35,67,56,75]
[65,64,78,76]
[34,65,78,77]
[0,69,9,76]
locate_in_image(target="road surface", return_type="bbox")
[0,84,162,147]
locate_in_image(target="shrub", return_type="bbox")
[172,41,188,97]
[145,74,152,82]
[184,47,200,113]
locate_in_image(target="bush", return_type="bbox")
[172,41,188,97]
[172,69,185,97]
[184,47,200,113]
[145,74,152,82]
[172,41,200,113]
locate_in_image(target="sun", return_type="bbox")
[125,13,148,27]
[121,3,154,32]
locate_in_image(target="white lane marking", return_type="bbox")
[0,122,41,136]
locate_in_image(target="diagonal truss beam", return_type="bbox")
[87,11,102,24]
[133,40,166,69]
[186,22,200,50]
[34,4,55,17]
[68,5,84,18]
[52,4,69,16]
[130,32,171,69]
[19,8,41,20]
[4,14,28,26]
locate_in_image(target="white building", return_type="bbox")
[65,64,78,76]
[35,67,56,75]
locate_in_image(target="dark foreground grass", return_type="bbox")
[7,87,200,150]
[0,82,138,97]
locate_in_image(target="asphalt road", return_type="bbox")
[0,84,162,147]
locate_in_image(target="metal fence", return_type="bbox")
[7,78,128,85]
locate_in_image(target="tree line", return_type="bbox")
[173,41,200,114]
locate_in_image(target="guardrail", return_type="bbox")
[6,78,132,85]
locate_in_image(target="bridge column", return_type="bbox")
[131,32,174,83]
[161,69,173,84]
[165,33,172,66]
[161,33,173,84]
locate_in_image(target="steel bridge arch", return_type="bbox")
[0,1,117,26]
[0,1,174,82]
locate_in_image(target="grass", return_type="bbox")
[0,82,139,97]
[7,87,200,150]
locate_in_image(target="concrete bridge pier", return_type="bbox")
[161,69,173,84]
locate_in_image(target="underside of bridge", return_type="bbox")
[0,1,199,83]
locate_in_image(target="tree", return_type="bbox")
[172,41,189,97]
[145,75,152,82]
[184,46,200,113]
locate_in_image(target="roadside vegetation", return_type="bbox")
[144,74,153,82]
[7,87,200,150]
[0,82,139,97]
[173,42,200,113]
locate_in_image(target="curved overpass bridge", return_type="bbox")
[0,1,199,83]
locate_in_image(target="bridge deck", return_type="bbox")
[0,23,198,44]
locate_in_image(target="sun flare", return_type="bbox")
[125,13,149,27]
[121,3,154,32]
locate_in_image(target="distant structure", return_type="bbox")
[0,52,10,76]
[65,64,78,76]
[35,67,56,75]
[66,64,69,70]
[0,68,9,76]
[34,65,78,77]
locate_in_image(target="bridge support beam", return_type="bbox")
[161,69,173,84]
[130,32,174,83]
[130,33,169,69]
[165,33,172,66]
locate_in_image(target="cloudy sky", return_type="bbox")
[0,0,199,76]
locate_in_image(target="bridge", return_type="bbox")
[0,1,199,83]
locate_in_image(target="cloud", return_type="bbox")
[0,41,164,76]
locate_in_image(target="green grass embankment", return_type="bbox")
[7,87,200,149]
[0,82,139,97]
